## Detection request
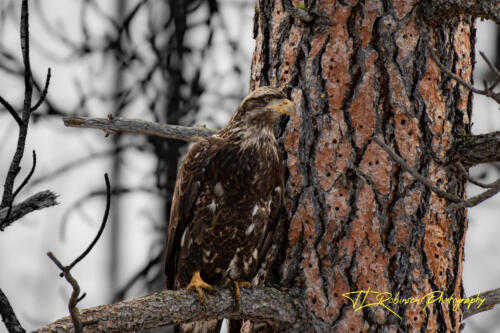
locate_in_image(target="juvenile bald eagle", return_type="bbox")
[164,86,294,332]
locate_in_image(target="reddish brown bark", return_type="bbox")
[251,0,473,331]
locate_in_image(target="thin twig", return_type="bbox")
[374,137,500,211]
[0,96,22,126]
[13,150,37,198]
[46,252,83,333]
[373,137,461,203]
[429,49,500,104]
[63,116,216,142]
[30,68,51,112]
[2,150,37,225]
[479,51,500,79]
[46,174,111,333]
[429,50,482,94]
[456,163,499,189]
[0,288,26,333]
[447,181,500,210]
[68,174,111,270]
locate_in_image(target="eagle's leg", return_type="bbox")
[223,278,252,309]
[186,271,215,304]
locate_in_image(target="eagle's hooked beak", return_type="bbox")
[267,98,295,117]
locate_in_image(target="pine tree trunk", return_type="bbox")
[251,1,473,331]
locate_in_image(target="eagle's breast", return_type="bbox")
[193,129,281,283]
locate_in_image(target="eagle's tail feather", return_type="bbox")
[175,318,242,333]
[175,320,220,333]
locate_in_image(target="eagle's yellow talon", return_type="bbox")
[238,281,252,288]
[224,278,252,307]
[187,271,215,304]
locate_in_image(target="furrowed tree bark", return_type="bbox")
[251,0,473,331]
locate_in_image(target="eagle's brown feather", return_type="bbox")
[164,86,292,333]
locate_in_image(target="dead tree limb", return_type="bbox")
[62,116,216,142]
[455,132,500,167]
[47,174,111,333]
[429,50,500,104]
[0,190,58,230]
[0,0,34,210]
[33,287,301,333]
[0,289,25,333]
[373,137,500,210]
[423,0,500,24]
[463,288,500,319]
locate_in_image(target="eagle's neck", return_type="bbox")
[218,123,277,153]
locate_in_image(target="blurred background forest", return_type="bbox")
[0,1,499,332]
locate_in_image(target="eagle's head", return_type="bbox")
[222,87,295,137]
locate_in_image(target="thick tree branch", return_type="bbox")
[33,287,300,333]
[423,0,500,24]
[455,132,500,166]
[0,288,25,333]
[463,288,500,319]
[0,190,59,230]
[63,116,216,142]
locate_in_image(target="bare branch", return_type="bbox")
[30,68,51,112]
[68,174,111,270]
[480,51,500,79]
[463,288,500,319]
[456,163,499,188]
[1,0,34,210]
[373,137,462,203]
[429,50,500,104]
[423,0,500,24]
[13,150,36,198]
[33,287,300,333]
[63,116,216,142]
[0,288,26,333]
[1,151,36,225]
[374,137,500,211]
[455,132,500,166]
[0,96,22,126]
[447,181,500,210]
[0,190,58,231]
[46,252,83,333]
[46,174,111,333]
